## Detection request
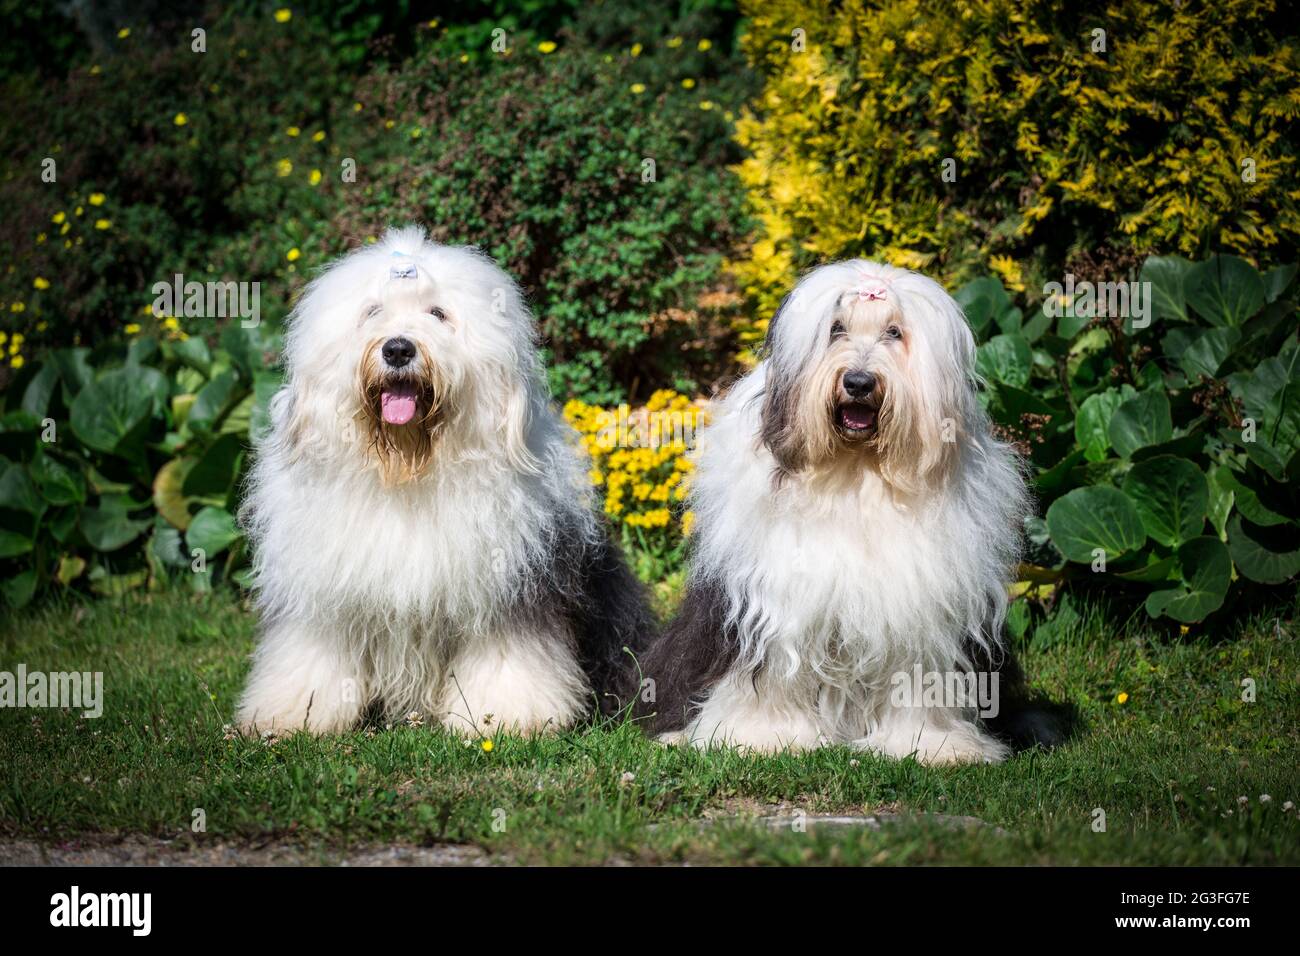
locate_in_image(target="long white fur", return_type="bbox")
[236,227,599,736]
[681,260,1027,763]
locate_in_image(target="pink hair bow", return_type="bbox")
[857,281,889,301]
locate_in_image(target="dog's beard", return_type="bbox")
[356,345,443,484]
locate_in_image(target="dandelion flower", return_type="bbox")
[89,193,105,206]
[173,112,188,126]
[94,219,111,230]
[309,169,322,186]
[286,247,300,262]
[117,28,130,39]
[630,43,643,57]
[286,125,300,137]
[274,9,292,23]
[698,39,712,51]
[311,130,325,142]
[630,83,646,94]
[1116,692,1129,704]
[33,277,50,290]
[538,41,557,54]
[681,78,696,89]
[276,158,293,176]
[481,739,494,753]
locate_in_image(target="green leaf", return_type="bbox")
[1179,328,1240,380]
[70,368,154,455]
[1205,466,1234,539]
[187,371,241,434]
[81,502,150,552]
[1108,390,1173,458]
[182,433,245,499]
[1,570,38,608]
[1228,515,1300,584]
[1144,537,1231,623]
[975,334,1032,388]
[1185,254,1265,328]
[1238,347,1300,459]
[153,457,195,530]
[186,506,242,558]
[1045,486,1147,564]
[30,453,86,507]
[173,336,213,377]
[1075,389,1125,462]
[50,347,93,395]
[1140,255,1193,323]
[0,530,33,559]
[1262,263,1296,303]
[21,362,59,418]
[1121,455,1208,547]
[0,464,46,518]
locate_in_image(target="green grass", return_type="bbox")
[2,590,1298,865]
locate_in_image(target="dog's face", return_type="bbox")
[278,227,542,482]
[760,261,979,493]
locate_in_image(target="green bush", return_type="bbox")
[0,326,279,607]
[731,0,1300,320]
[335,37,753,404]
[966,253,1300,628]
[0,12,369,369]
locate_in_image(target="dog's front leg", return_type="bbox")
[236,622,365,735]
[437,630,589,737]
[852,702,1009,765]
[678,670,823,753]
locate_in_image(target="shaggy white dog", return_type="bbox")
[237,227,648,736]
[637,260,1041,764]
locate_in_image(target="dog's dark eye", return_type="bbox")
[830,320,846,340]
[428,306,447,322]
[885,325,903,340]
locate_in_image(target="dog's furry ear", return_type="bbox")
[500,376,542,475]
[757,294,807,477]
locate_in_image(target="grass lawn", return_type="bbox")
[1,590,1297,865]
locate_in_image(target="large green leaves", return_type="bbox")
[1228,515,1300,584]
[1075,388,1128,462]
[1145,537,1232,623]
[1108,390,1173,458]
[1140,255,1192,323]
[1046,486,1146,563]
[186,506,242,558]
[976,333,1032,388]
[1121,455,1208,547]
[1185,255,1266,328]
[70,368,155,455]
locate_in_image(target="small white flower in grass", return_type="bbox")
[405,711,425,728]
[1282,801,1294,812]
[1237,795,1249,805]
[1259,794,1271,804]
[620,771,636,786]
[849,759,859,767]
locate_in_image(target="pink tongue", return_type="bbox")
[381,384,418,425]
[842,405,874,429]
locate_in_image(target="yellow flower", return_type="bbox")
[286,247,301,262]
[1116,692,1129,705]
[52,212,66,224]
[681,78,696,89]
[124,322,141,334]
[10,355,24,369]
[10,302,24,313]
[667,36,683,48]
[94,219,111,230]
[630,43,643,57]
[173,112,188,126]
[274,9,292,23]
[311,130,325,142]
[384,119,395,129]
[276,158,293,176]
[36,321,47,332]
[162,316,180,331]
[481,739,494,752]
[117,28,130,39]
[538,41,557,54]
[89,193,105,206]
[89,65,101,75]
[309,169,322,186]
[353,102,363,112]
[33,277,50,290]
[698,39,712,51]
[699,100,715,111]
[630,83,646,95]
[286,125,300,137]
[459,54,469,64]
[682,510,695,535]
[36,233,46,243]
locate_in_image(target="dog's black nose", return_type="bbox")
[842,370,876,398]
[382,337,416,368]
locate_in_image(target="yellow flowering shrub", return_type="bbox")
[731,0,1300,326]
[564,389,705,574]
